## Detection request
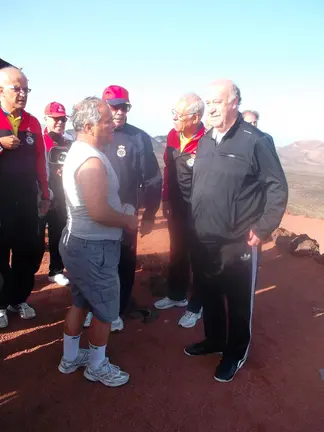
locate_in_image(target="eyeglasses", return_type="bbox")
[171,109,198,120]
[109,103,132,113]
[4,85,32,94]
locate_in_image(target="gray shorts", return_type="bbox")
[59,230,121,323]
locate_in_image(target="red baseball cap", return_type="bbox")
[102,85,130,106]
[44,102,68,117]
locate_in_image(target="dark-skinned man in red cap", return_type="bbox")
[84,85,162,330]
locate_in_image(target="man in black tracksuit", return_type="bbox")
[83,85,162,330]
[185,79,288,383]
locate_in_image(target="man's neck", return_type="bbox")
[215,115,238,134]
[0,102,21,118]
[77,133,99,149]
[182,123,201,139]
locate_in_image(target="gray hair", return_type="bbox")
[70,96,102,133]
[242,109,259,120]
[229,84,242,106]
[181,92,205,118]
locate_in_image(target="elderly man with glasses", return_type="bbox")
[36,102,73,286]
[0,67,50,328]
[83,85,162,331]
[154,93,205,328]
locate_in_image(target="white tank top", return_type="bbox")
[62,140,122,240]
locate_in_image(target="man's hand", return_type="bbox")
[125,214,138,232]
[248,230,261,247]
[38,199,51,216]
[162,201,171,219]
[140,219,154,237]
[0,135,21,150]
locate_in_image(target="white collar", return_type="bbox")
[212,127,230,142]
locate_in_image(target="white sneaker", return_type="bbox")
[7,303,36,319]
[154,297,188,310]
[178,309,202,329]
[84,358,129,387]
[0,309,8,328]
[58,348,89,374]
[111,316,124,332]
[48,274,70,286]
[84,312,93,328]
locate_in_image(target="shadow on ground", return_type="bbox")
[1,225,324,432]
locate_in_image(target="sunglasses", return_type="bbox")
[110,103,132,113]
[50,116,67,123]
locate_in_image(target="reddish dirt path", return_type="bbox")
[1,211,324,432]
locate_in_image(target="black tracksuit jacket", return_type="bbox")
[190,114,288,243]
[105,123,162,221]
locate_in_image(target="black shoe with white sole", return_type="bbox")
[214,357,245,382]
[184,339,223,357]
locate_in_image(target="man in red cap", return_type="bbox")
[83,85,162,330]
[36,102,72,286]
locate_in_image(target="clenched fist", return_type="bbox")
[0,135,21,150]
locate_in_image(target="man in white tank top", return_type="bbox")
[57,97,138,387]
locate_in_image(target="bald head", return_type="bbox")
[0,67,29,113]
[205,79,241,133]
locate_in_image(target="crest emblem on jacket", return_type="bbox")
[26,131,34,145]
[117,145,126,158]
[186,153,196,167]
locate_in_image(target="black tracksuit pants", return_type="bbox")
[191,239,258,363]
[119,230,138,316]
[0,193,40,309]
[37,205,66,276]
[167,207,202,314]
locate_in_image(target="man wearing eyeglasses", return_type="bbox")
[36,102,72,286]
[0,67,51,328]
[83,85,162,331]
[154,93,204,328]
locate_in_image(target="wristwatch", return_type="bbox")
[0,144,3,154]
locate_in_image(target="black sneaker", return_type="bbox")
[184,339,223,357]
[214,357,245,382]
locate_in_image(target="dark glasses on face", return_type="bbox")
[52,116,67,123]
[110,104,132,113]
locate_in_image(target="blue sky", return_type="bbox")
[2,0,324,146]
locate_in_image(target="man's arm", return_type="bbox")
[139,132,162,222]
[251,135,288,240]
[162,141,168,202]
[34,119,50,201]
[77,157,137,230]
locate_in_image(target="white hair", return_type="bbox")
[70,96,102,133]
[228,83,241,106]
[180,92,205,118]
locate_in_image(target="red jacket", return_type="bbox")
[43,127,56,152]
[162,123,205,203]
[0,108,50,200]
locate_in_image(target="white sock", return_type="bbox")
[89,343,106,370]
[63,333,80,362]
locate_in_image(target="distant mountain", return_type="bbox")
[154,135,167,144]
[278,140,324,174]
